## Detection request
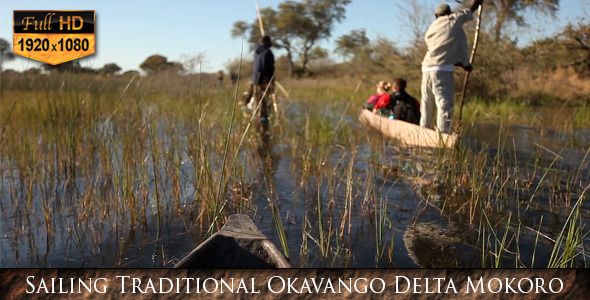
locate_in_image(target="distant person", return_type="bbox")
[251,35,275,125]
[230,72,238,87]
[363,81,391,111]
[419,0,483,133]
[217,70,224,86]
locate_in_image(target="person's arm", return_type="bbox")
[266,51,275,82]
[469,0,483,12]
[455,62,473,72]
[373,94,390,112]
[366,94,379,104]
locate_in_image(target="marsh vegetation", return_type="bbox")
[0,72,588,267]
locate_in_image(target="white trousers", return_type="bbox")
[420,71,454,133]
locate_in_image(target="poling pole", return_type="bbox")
[256,0,265,37]
[456,5,483,133]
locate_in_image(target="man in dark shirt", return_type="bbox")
[391,78,420,124]
[377,78,421,125]
[251,36,275,125]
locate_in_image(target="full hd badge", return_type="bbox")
[13,10,95,65]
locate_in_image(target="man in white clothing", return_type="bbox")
[420,0,483,133]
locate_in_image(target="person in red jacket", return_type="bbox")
[363,81,391,111]
[374,78,420,124]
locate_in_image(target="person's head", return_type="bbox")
[261,36,272,47]
[435,3,451,18]
[376,81,392,94]
[392,78,406,92]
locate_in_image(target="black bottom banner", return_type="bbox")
[1,269,588,299]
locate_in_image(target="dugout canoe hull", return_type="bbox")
[174,214,290,268]
[359,109,457,148]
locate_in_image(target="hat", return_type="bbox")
[435,3,451,15]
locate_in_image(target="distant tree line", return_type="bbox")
[1,0,588,101]
[0,42,185,76]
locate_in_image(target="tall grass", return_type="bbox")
[0,72,588,268]
[412,116,589,267]
[0,72,257,266]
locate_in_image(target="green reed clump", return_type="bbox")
[573,102,590,129]
[548,191,588,267]
[0,72,261,266]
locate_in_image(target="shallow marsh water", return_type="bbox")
[0,100,588,268]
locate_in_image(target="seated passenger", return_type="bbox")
[375,78,420,124]
[363,81,392,111]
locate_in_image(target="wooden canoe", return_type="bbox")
[359,109,457,148]
[174,214,291,268]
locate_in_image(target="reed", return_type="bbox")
[548,190,587,268]
[0,72,588,268]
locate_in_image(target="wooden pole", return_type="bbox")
[456,5,483,133]
[255,1,281,117]
[256,0,265,37]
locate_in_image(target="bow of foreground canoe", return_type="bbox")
[175,214,291,268]
[358,109,457,148]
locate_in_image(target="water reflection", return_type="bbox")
[403,222,468,268]
[1,110,589,268]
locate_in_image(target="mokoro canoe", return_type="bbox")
[359,109,457,148]
[174,214,291,268]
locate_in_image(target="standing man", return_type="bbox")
[217,70,224,87]
[420,0,483,133]
[252,35,275,126]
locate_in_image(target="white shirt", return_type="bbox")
[421,9,473,68]
[421,64,455,72]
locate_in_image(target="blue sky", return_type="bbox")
[1,0,587,73]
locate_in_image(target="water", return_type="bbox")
[1,108,589,268]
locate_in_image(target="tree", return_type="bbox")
[395,0,431,48]
[23,67,41,75]
[180,52,206,74]
[140,54,183,74]
[335,29,369,59]
[224,57,253,81]
[561,23,590,75]
[122,70,141,78]
[169,62,184,73]
[140,54,168,74]
[231,0,351,77]
[98,63,122,75]
[488,0,560,42]
[42,60,81,73]
[0,38,15,71]
[522,22,590,76]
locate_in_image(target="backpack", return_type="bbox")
[390,91,420,125]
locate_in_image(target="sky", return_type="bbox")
[1,0,588,73]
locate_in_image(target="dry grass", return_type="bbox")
[500,67,590,103]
